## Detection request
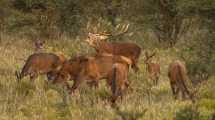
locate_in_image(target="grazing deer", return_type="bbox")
[85,24,142,72]
[16,53,66,82]
[144,51,160,85]
[52,53,131,100]
[51,55,88,88]
[168,60,195,102]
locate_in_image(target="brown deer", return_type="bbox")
[85,24,142,72]
[110,62,129,103]
[52,53,131,100]
[16,53,66,82]
[144,51,160,85]
[51,55,88,88]
[168,60,195,102]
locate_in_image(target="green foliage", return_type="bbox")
[175,106,200,120]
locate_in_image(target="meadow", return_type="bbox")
[0,34,214,120]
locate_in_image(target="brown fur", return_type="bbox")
[52,54,131,97]
[168,60,194,101]
[110,63,129,103]
[86,33,141,72]
[144,52,160,85]
[52,55,88,88]
[16,53,65,81]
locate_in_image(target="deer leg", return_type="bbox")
[155,75,159,85]
[87,80,99,89]
[131,63,139,73]
[175,87,180,100]
[111,92,118,104]
[111,85,119,104]
[181,91,187,100]
[65,82,71,92]
[171,84,177,99]
[69,78,83,95]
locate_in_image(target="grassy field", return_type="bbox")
[0,35,214,120]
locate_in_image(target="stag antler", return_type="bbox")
[85,22,130,47]
[110,23,130,37]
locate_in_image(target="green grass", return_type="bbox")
[0,35,214,120]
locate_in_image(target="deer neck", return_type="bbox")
[94,40,106,50]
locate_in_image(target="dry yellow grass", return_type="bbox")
[0,35,214,120]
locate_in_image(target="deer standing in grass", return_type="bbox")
[110,62,129,103]
[168,60,195,102]
[144,51,160,85]
[52,53,131,103]
[16,53,66,82]
[85,24,142,72]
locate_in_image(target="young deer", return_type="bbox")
[144,51,160,85]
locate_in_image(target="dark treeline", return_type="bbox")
[0,0,214,80]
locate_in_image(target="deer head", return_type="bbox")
[144,51,156,64]
[34,39,45,52]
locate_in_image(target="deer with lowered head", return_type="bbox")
[52,53,131,103]
[85,24,142,73]
[144,51,160,85]
[15,53,66,82]
[168,60,196,102]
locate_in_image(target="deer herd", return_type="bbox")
[15,24,203,104]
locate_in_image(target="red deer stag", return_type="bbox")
[85,24,141,72]
[168,60,195,102]
[144,51,160,85]
[16,53,66,82]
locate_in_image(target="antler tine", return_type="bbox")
[113,23,130,37]
[115,24,121,30]
[122,24,129,32]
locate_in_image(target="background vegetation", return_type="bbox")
[0,0,214,120]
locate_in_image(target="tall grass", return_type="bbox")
[0,34,214,120]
